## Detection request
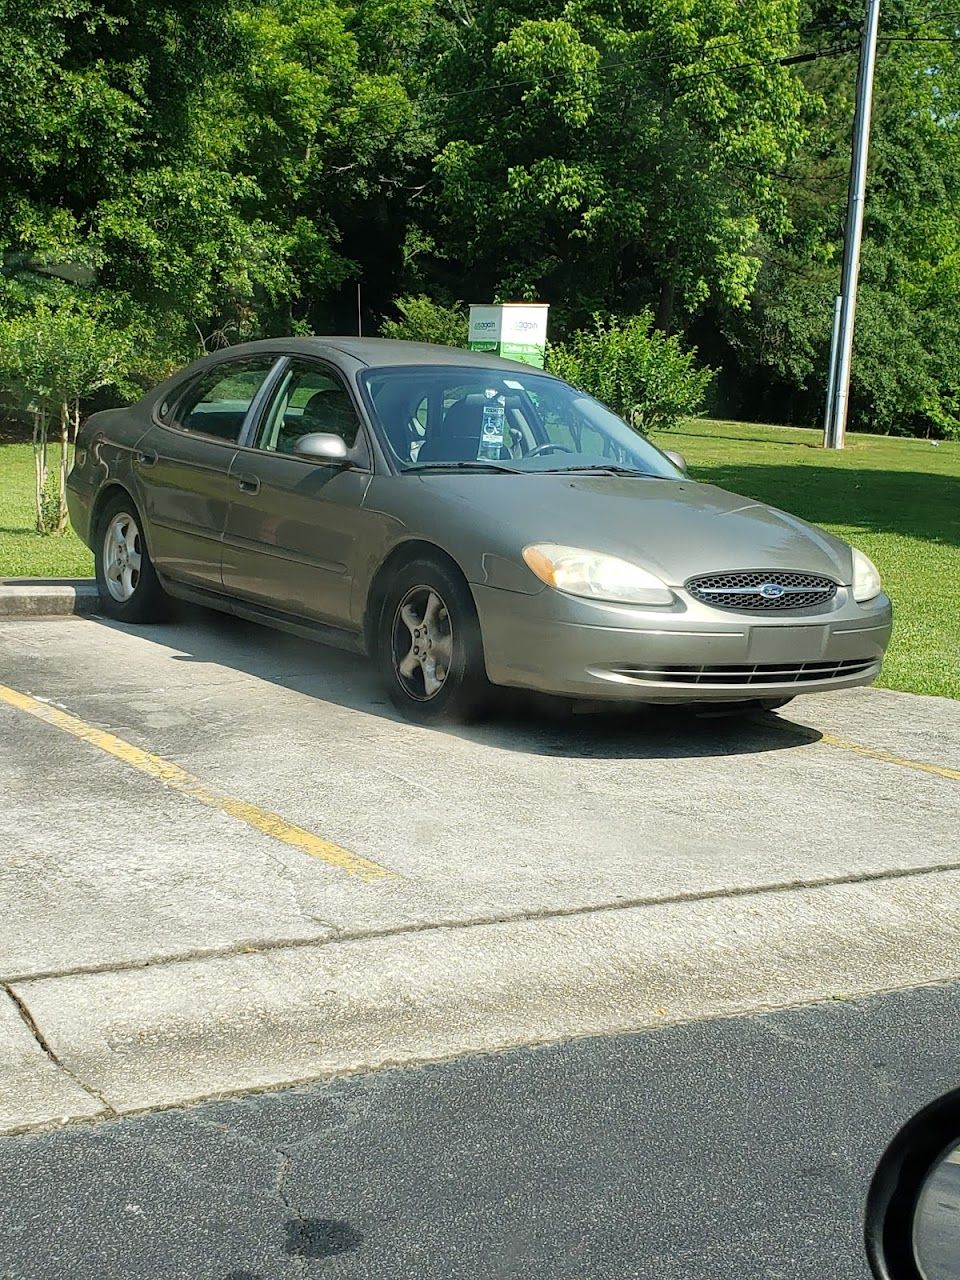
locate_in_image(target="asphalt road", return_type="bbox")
[3,982,959,1280]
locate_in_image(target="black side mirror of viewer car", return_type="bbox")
[293,432,350,464]
[663,449,687,472]
[866,1088,960,1280]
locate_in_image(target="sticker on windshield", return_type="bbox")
[478,402,506,460]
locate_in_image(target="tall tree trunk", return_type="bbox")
[656,244,680,334]
[32,408,49,533]
[56,399,70,533]
[655,278,675,333]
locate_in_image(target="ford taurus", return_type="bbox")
[66,337,892,722]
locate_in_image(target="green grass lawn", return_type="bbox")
[652,419,960,700]
[0,437,93,578]
[2,420,957,699]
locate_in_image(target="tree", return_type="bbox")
[714,1,960,436]
[417,0,806,333]
[221,0,428,334]
[381,295,468,344]
[0,301,135,532]
[546,312,712,432]
[0,0,293,356]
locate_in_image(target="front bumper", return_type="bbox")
[472,582,893,702]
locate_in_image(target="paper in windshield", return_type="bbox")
[478,401,506,460]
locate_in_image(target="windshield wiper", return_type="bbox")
[403,460,522,474]
[543,464,669,477]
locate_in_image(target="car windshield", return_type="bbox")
[359,365,684,478]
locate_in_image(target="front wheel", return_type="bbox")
[376,558,491,724]
[94,494,167,622]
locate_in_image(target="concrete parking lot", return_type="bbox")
[2,606,959,1133]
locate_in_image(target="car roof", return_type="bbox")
[194,336,556,376]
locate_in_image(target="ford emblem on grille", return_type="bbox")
[686,570,838,611]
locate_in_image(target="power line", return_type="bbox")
[429,31,748,104]
[670,44,855,90]
[427,36,854,106]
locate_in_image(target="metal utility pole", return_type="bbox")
[823,294,843,438]
[824,0,881,449]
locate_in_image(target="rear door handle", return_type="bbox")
[136,449,158,467]
[237,474,261,494]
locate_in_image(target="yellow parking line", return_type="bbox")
[0,681,395,882]
[817,730,960,783]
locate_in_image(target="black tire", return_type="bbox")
[376,556,491,724]
[94,492,167,623]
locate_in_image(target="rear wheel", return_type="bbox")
[94,494,166,622]
[377,557,491,724]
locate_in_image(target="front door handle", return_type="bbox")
[237,474,261,494]
[136,448,158,467]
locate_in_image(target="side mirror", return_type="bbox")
[866,1089,960,1279]
[663,449,688,473]
[293,432,349,464]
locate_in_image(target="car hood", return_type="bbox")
[417,474,854,586]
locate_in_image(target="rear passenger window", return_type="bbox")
[171,358,277,441]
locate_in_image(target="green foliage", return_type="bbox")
[0,300,136,531]
[0,302,135,411]
[546,314,712,433]
[714,1,960,438]
[0,0,958,442]
[424,0,805,329]
[380,296,468,346]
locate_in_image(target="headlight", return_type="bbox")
[522,543,673,605]
[852,548,882,602]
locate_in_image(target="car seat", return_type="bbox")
[418,396,509,463]
[276,388,357,454]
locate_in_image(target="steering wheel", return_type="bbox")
[527,442,575,458]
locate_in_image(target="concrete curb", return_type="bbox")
[6,869,960,1134]
[0,991,105,1133]
[0,579,98,618]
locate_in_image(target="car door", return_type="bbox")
[134,355,281,590]
[220,357,374,628]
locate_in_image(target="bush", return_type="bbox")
[0,301,137,533]
[380,295,468,347]
[546,313,713,434]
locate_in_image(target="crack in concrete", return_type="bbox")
[2,981,116,1118]
[5,856,960,987]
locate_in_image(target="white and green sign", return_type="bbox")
[468,303,549,368]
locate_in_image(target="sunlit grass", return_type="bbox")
[653,419,960,700]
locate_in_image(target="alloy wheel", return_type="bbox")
[103,512,143,603]
[392,585,454,701]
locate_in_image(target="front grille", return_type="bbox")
[609,658,876,686]
[687,570,838,611]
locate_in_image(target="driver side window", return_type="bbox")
[257,361,362,456]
